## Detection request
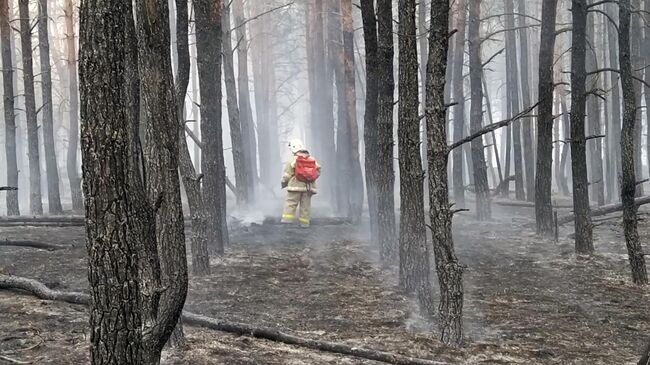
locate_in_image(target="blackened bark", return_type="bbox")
[195,0,228,254]
[504,0,524,200]
[618,0,648,285]
[342,0,364,220]
[360,0,380,250]
[376,0,397,264]
[468,0,490,220]
[586,5,604,206]
[426,0,464,346]
[64,0,82,212]
[233,0,257,200]
[176,0,210,276]
[222,2,250,207]
[135,0,189,357]
[38,0,63,214]
[570,0,594,254]
[1,0,18,216]
[517,0,534,202]
[535,0,559,237]
[559,94,571,195]
[606,4,621,200]
[18,0,42,215]
[451,0,467,208]
[398,0,433,315]
[80,1,149,363]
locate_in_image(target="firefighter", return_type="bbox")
[281,139,321,227]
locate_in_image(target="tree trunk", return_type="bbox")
[233,0,257,201]
[80,1,150,363]
[398,0,433,315]
[451,0,467,208]
[418,0,429,187]
[618,0,648,285]
[222,2,250,207]
[341,0,364,220]
[586,3,605,206]
[535,0,559,237]
[38,0,63,214]
[504,0,525,200]
[644,0,650,199]
[0,0,18,216]
[468,0,490,220]
[18,0,42,215]
[570,0,594,254]
[195,0,228,255]
[517,0,535,202]
[606,3,621,201]
[559,93,571,195]
[631,0,643,196]
[426,0,464,346]
[176,0,210,276]
[376,0,397,264]
[64,0,82,212]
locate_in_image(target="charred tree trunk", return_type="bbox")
[222,2,250,207]
[535,0,559,237]
[342,0,364,220]
[517,0,535,202]
[631,0,643,196]
[233,0,257,201]
[38,0,63,214]
[570,0,594,254]
[618,0,648,285]
[398,0,433,315]
[426,0,464,346]
[64,0,82,212]
[176,0,210,276]
[376,0,397,264]
[451,0,467,208]
[644,0,650,196]
[559,93,571,195]
[1,0,18,216]
[606,3,621,201]
[586,5,604,206]
[18,0,42,215]
[504,0,525,200]
[195,0,228,254]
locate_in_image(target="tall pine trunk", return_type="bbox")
[535,0,559,237]
[1,0,18,215]
[570,0,594,254]
[38,0,63,214]
[195,0,228,254]
[398,0,433,315]
[586,4,604,206]
[427,0,464,345]
[18,0,42,215]
[517,0,535,202]
[64,0,82,212]
[619,0,648,285]
[631,0,643,196]
[451,0,467,207]
[606,3,621,201]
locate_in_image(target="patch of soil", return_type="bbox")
[0,204,649,364]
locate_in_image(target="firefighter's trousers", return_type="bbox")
[281,191,312,227]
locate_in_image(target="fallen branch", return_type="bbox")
[0,186,18,191]
[0,275,447,365]
[556,196,650,225]
[0,240,67,251]
[0,355,32,364]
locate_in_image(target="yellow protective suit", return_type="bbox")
[280,151,321,227]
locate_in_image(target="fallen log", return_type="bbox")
[0,240,67,251]
[556,196,650,225]
[0,274,447,365]
[0,186,18,191]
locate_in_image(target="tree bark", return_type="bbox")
[586,2,604,206]
[451,0,467,208]
[376,0,397,264]
[1,0,18,216]
[535,0,559,237]
[195,0,228,254]
[418,0,429,185]
[559,93,571,195]
[570,0,594,254]
[504,0,524,201]
[233,0,257,201]
[618,0,648,285]
[64,0,82,212]
[468,0,490,220]
[38,0,63,214]
[606,3,621,201]
[426,0,464,346]
[517,0,535,202]
[176,0,210,276]
[222,2,250,207]
[18,0,42,215]
[631,0,644,196]
[398,0,433,315]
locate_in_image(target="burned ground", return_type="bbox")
[0,204,648,364]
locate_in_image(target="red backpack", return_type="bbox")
[295,155,319,183]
